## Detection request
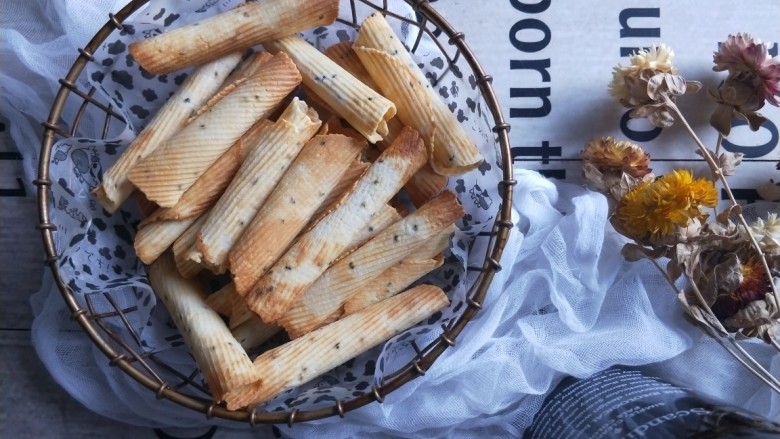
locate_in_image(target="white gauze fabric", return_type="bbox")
[4,0,778,437]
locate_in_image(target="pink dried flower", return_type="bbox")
[710,34,780,136]
[713,33,780,106]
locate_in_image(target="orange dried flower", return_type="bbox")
[582,137,651,178]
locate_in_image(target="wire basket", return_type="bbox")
[36,0,514,426]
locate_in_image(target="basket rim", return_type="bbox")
[35,0,515,426]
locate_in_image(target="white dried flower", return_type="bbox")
[740,212,780,254]
[608,44,701,128]
[608,44,677,102]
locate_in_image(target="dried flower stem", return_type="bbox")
[703,324,780,394]
[650,259,780,394]
[684,272,729,335]
[770,336,780,352]
[727,337,780,391]
[664,96,780,308]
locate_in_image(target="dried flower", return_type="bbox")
[581,137,655,200]
[609,44,702,128]
[740,212,780,254]
[609,44,677,101]
[723,292,779,342]
[582,137,652,178]
[614,169,717,243]
[711,257,773,320]
[713,33,780,106]
[710,33,780,136]
[600,32,780,378]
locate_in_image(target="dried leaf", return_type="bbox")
[705,220,739,238]
[770,258,780,276]
[684,80,702,95]
[674,218,705,243]
[630,104,660,119]
[582,162,607,192]
[693,148,743,176]
[725,295,775,327]
[645,74,665,100]
[666,258,683,283]
[724,293,780,342]
[674,242,703,277]
[681,299,729,337]
[609,172,651,201]
[621,243,666,262]
[719,151,743,176]
[677,289,695,311]
[713,253,744,296]
[647,107,676,128]
[709,103,734,137]
[716,204,742,224]
[746,111,769,131]
[664,74,689,96]
[720,84,738,102]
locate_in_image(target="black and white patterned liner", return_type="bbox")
[47,0,503,413]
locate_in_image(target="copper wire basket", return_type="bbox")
[36,0,515,426]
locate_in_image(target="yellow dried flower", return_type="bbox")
[582,137,651,178]
[615,169,718,242]
[608,44,677,102]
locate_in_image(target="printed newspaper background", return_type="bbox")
[435,0,780,205]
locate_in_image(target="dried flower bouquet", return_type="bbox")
[584,34,780,394]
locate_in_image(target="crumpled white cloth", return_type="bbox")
[3,0,778,436]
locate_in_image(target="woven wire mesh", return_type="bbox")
[36,0,515,425]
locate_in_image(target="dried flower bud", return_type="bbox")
[710,33,780,136]
[609,45,701,128]
[739,212,780,255]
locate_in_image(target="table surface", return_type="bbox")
[0,136,278,438]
